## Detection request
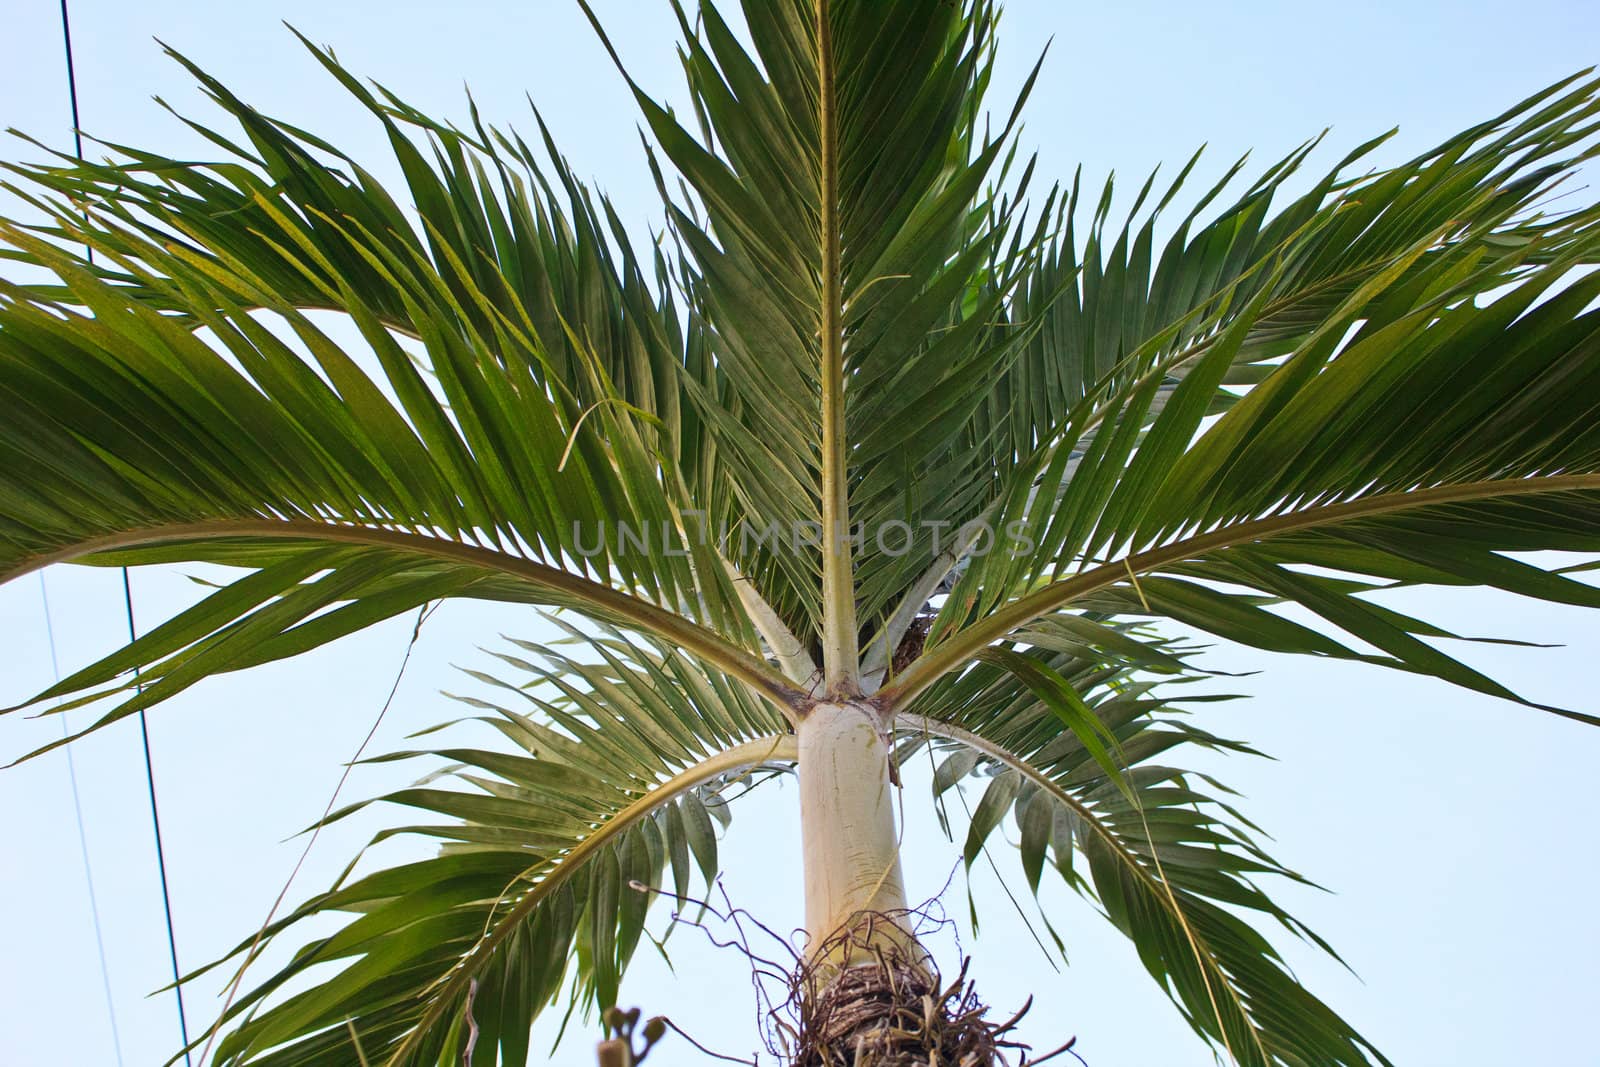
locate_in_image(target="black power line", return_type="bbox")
[124,572,195,1066]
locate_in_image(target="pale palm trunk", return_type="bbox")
[796,701,914,968]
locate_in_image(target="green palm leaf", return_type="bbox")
[0,59,809,727]
[880,73,1600,711]
[188,624,791,1066]
[900,633,1386,1066]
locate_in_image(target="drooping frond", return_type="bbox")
[0,47,810,736]
[189,623,792,1066]
[901,629,1387,1067]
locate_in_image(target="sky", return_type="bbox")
[2,1,1599,1065]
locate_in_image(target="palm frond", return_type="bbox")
[1,52,813,737]
[901,633,1385,1067]
[882,72,1600,711]
[592,0,1050,667]
[190,623,792,1066]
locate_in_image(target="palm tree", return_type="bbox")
[4,0,1599,1063]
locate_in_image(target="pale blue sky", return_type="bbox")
[2,2,1599,1065]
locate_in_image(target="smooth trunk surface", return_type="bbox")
[797,701,911,965]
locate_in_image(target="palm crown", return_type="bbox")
[4,2,1600,1065]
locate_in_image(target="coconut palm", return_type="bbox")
[4,0,1600,1063]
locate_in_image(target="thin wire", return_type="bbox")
[125,573,195,1065]
[56,3,193,1060]
[40,574,126,1067]
[57,0,86,168]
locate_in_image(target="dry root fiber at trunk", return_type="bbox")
[786,916,1035,1067]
